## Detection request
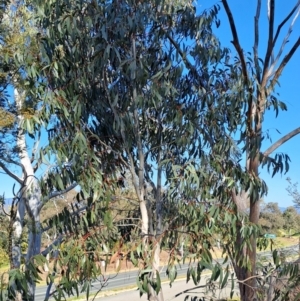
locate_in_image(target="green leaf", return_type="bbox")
[186,267,191,283]
[221,269,229,289]
[136,277,146,295]
[167,265,177,286]
[155,271,161,294]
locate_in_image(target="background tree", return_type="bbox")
[259,202,284,233]
[283,206,300,236]
[287,177,300,208]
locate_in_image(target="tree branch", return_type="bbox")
[268,37,300,93]
[263,127,300,157]
[254,0,261,82]
[30,131,41,164]
[41,236,63,256]
[221,0,249,84]
[40,182,78,210]
[268,4,300,78]
[41,204,88,232]
[163,28,202,86]
[131,36,145,201]
[102,65,140,199]
[262,0,275,86]
[0,161,23,184]
[273,1,300,48]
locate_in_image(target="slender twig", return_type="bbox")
[172,283,212,299]
[163,28,202,86]
[236,274,262,283]
[112,195,140,205]
[91,274,118,301]
[41,236,64,257]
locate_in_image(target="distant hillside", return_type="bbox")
[3,198,13,204]
[3,191,78,221]
[279,206,300,214]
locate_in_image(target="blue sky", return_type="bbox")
[1,1,300,207]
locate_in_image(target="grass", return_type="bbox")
[0,265,9,273]
[261,235,299,251]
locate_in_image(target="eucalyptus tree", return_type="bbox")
[29,0,300,300]
[218,0,300,300]
[0,4,92,300]
[30,0,245,300]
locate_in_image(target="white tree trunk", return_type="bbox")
[14,87,42,299]
[152,241,164,301]
[140,199,149,238]
[12,197,25,269]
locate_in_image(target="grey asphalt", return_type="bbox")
[95,276,237,301]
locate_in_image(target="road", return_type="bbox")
[35,244,299,301]
[35,264,191,301]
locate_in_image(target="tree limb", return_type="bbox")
[254,0,262,83]
[268,4,300,78]
[221,0,249,84]
[263,127,300,157]
[262,0,275,87]
[30,131,41,164]
[102,66,140,199]
[273,1,300,48]
[41,236,63,256]
[41,204,88,232]
[268,37,300,93]
[0,161,23,184]
[40,182,78,210]
[163,29,201,84]
[132,37,144,198]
